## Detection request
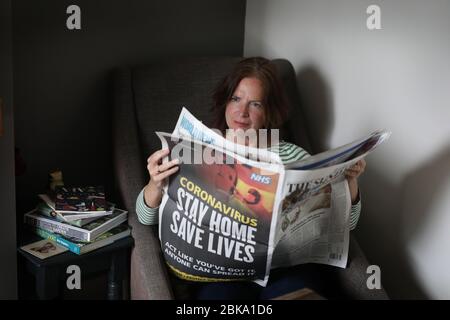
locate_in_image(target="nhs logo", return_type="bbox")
[250,173,271,185]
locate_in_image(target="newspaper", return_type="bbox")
[173,107,282,164]
[157,132,284,286]
[157,107,390,286]
[272,164,354,269]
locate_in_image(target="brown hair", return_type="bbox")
[211,57,290,134]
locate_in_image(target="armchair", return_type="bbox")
[112,56,389,300]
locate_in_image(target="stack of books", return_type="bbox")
[24,186,131,255]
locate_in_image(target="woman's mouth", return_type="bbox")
[233,120,250,129]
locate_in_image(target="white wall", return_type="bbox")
[0,0,17,299]
[245,0,450,299]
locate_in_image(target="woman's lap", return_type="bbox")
[261,264,324,299]
[194,281,261,300]
[191,264,324,300]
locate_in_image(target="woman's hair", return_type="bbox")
[211,57,290,134]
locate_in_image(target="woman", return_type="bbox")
[136,57,365,299]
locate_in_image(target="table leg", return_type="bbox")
[36,267,60,300]
[107,251,126,300]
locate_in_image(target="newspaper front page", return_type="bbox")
[157,132,285,286]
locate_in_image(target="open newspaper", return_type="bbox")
[157,107,390,286]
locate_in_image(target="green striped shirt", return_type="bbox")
[136,141,361,230]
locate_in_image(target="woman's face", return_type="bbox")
[225,77,266,131]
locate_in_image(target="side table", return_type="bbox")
[18,233,134,300]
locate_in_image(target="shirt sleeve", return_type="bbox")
[136,187,159,225]
[349,196,362,231]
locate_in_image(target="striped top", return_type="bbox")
[136,141,361,230]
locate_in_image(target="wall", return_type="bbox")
[0,0,17,299]
[13,0,246,213]
[245,0,450,299]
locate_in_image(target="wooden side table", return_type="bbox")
[18,234,134,300]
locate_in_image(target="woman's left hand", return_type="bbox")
[345,159,366,180]
[345,159,366,204]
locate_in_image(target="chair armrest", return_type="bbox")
[334,234,389,299]
[129,213,174,299]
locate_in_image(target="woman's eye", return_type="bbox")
[231,96,240,102]
[250,102,262,108]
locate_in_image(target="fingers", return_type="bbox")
[153,158,180,176]
[147,149,169,174]
[154,166,179,182]
[345,170,360,178]
[355,159,366,171]
[346,159,366,179]
[147,149,170,166]
[146,148,180,185]
[350,160,366,171]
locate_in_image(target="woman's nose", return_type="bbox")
[237,101,249,116]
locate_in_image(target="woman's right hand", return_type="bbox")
[143,149,179,208]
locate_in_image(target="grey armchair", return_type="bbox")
[112,56,389,300]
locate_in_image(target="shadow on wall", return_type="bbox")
[357,160,428,299]
[401,146,450,244]
[399,146,450,298]
[295,65,334,154]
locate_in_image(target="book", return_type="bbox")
[20,239,68,259]
[32,224,131,255]
[38,194,114,221]
[55,186,106,212]
[36,202,99,227]
[24,207,128,242]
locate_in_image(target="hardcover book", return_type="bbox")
[24,208,128,242]
[32,224,131,255]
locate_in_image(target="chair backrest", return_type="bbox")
[130,56,313,157]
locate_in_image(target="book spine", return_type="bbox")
[33,227,81,255]
[24,214,89,241]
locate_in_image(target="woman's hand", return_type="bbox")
[345,159,366,204]
[143,149,179,208]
